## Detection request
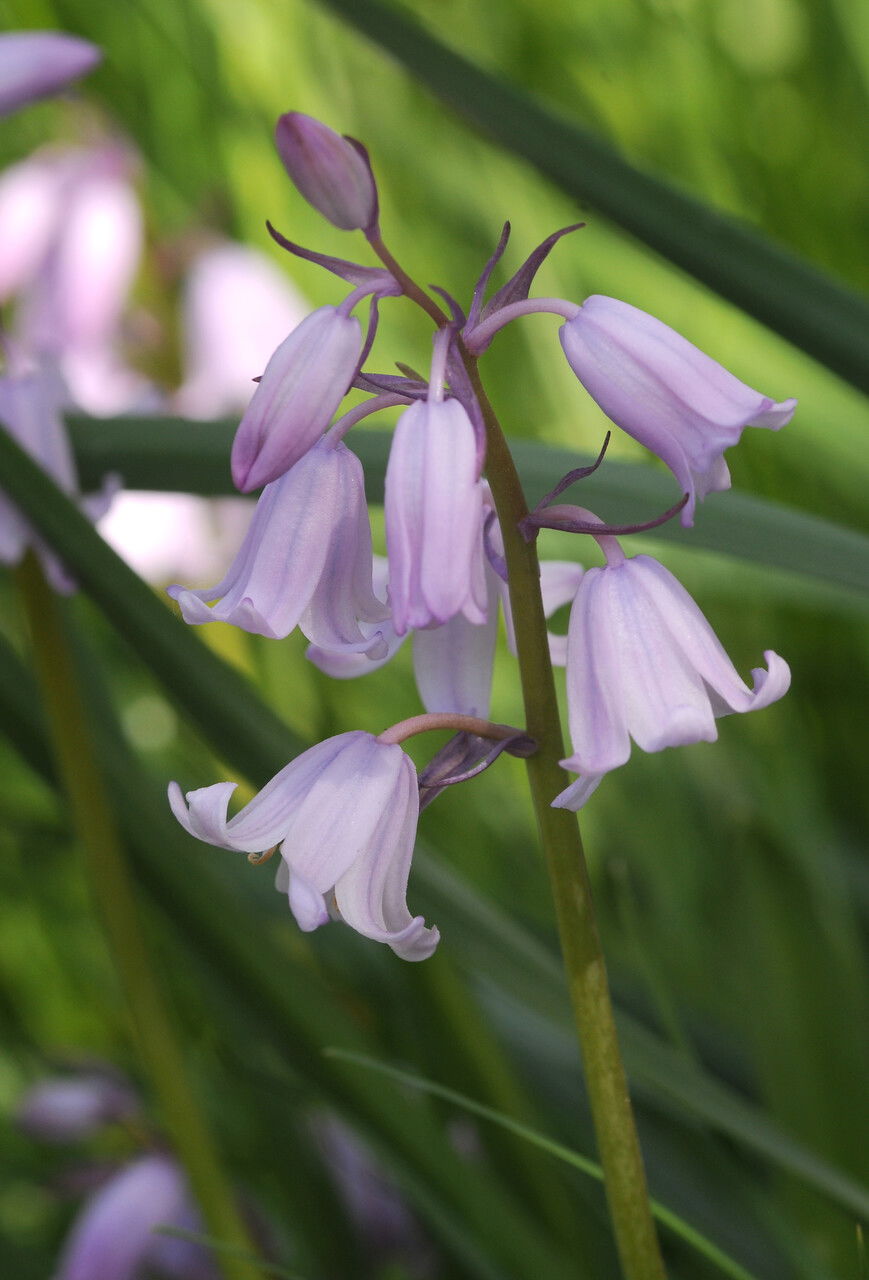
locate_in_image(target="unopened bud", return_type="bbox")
[275,112,378,233]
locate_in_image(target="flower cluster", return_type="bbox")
[168,112,792,959]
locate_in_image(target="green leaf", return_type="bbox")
[326,1048,759,1280]
[310,0,869,394]
[68,417,869,599]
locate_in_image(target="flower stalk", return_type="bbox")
[462,356,668,1280]
[16,553,262,1280]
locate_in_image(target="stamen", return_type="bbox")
[247,845,278,866]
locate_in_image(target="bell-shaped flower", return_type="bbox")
[554,549,790,810]
[0,368,117,592]
[0,31,101,117]
[274,112,378,233]
[385,334,486,635]
[560,295,796,526]
[168,438,387,648]
[52,1154,210,1280]
[307,553,499,718]
[230,304,362,493]
[169,732,438,960]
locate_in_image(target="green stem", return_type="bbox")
[16,555,262,1280]
[464,360,667,1280]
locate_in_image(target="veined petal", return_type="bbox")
[231,306,361,492]
[280,735,410,893]
[168,734,358,854]
[626,556,791,713]
[306,557,404,677]
[385,398,483,633]
[560,296,796,526]
[412,560,499,717]
[563,566,633,777]
[333,752,438,960]
[169,442,355,639]
[300,442,389,648]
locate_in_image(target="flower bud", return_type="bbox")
[0,31,101,117]
[275,112,378,232]
[230,304,361,492]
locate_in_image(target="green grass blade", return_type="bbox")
[68,417,869,598]
[326,1048,759,1280]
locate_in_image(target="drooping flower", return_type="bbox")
[559,296,796,526]
[169,732,438,960]
[274,112,378,233]
[384,330,486,634]
[0,31,101,117]
[168,437,387,648]
[230,304,362,492]
[52,1154,213,1280]
[553,544,791,810]
[0,368,118,592]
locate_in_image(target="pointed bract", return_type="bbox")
[275,113,378,232]
[169,439,387,646]
[553,553,790,809]
[560,296,796,525]
[169,732,438,960]
[230,305,361,492]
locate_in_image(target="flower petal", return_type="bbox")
[0,32,101,117]
[560,296,796,526]
[230,306,361,493]
[333,752,438,960]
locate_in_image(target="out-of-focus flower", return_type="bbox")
[52,1154,216,1280]
[560,296,796,526]
[0,368,118,592]
[0,31,100,117]
[313,1113,435,1277]
[168,438,387,648]
[16,1073,140,1144]
[554,547,791,809]
[230,304,362,493]
[174,241,308,420]
[274,112,378,233]
[169,732,438,960]
[0,145,147,415]
[384,332,486,634]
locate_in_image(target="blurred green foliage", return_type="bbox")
[0,0,867,1278]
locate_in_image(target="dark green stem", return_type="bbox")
[463,359,667,1280]
[17,555,262,1280]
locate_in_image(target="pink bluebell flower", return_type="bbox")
[559,296,797,526]
[553,543,791,810]
[230,304,362,492]
[275,112,378,233]
[0,31,100,117]
[169,732,438,960]
[168,438,387,648]
[384,330,486,634]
